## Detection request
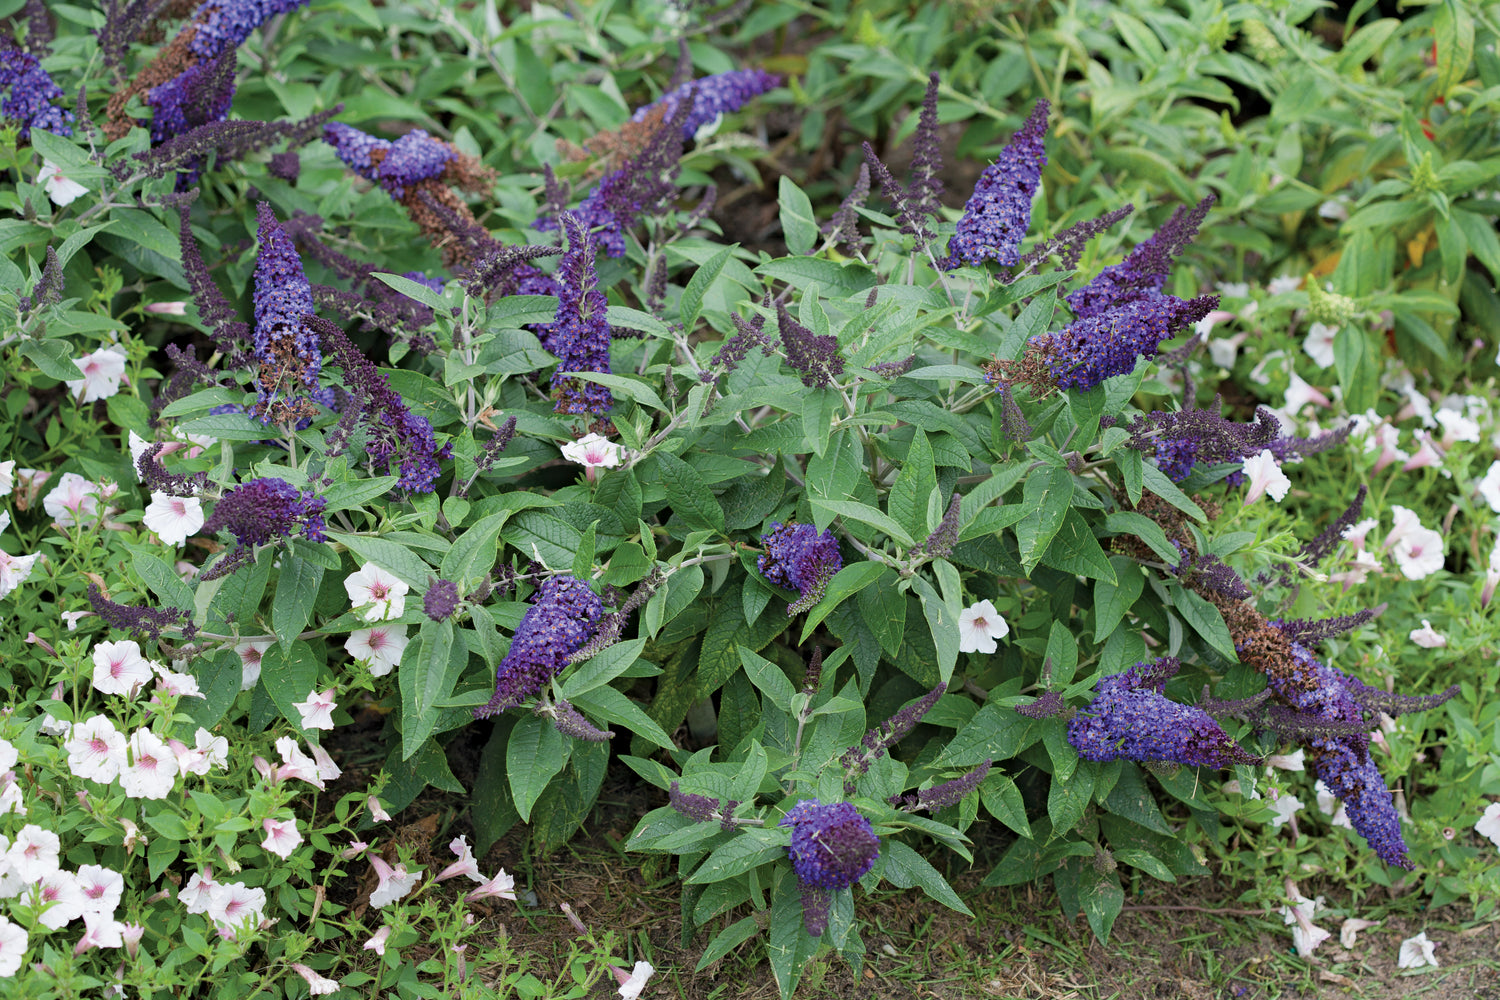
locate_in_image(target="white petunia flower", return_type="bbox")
[1265,749,1304,772]
[1241,449,1291,504]
[1280,890,1330,958]
[235,640,272,691]
[293,688,337,731]
[957,599,1009,654]
[260,817,302,859]
[1474,801,1500,848]
[1266,792,1303,829]
[6,824,61,881]
[1477,462,1500,514]
[1397,931,1439,969]
[0,548,41,601]
[66,347,128,404]
[43,472,110,528]
[38,160,89,206]
[195,728,229,771]
[206,882,266,936]
[75,865,124,917]
[291,963,339,996]
[31,870,86,930]
[1339,917,1378,949]
[1390,524,1445,581]
[368,796,392,823]
[1314,779,1352,829]
[0,740,15,774]
[1301,322,1338,369]
[344,563,408,621]
[178,869,218,914]
[141,493,204,546]
[119,728,178,800]
[466,868,516,902]
[1435,407,1481,445]
[368,855,422,909]
[1267,275,1301,295]
[1408,620,1446,649]
[436,835,484,883]
[0,460,14,497]
[560,433,624,469]
[91,639,153,697]
[75,911,126,953]
[345,624,408,677]
[363,926,392,956]
[153,661,204,700]
[617,960,655,1000]
[0,915,29,977]
[65,715,129,783]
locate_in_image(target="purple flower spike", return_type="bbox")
[423,579,460,622]
[630,68,780,140]
[1066,196,1214,318]
[939,100,1048,270]
[1067,657,1261,769]
[376,129,455,197]
[146,51,236,145]
[758,522,843,615]
[780,800,879,936]
[473,576,603,718]
[186,0,310,61]
[1039,291,1217,392]
[203,477,327,548]
[0,41,74,139]
[323,121,390,177]
[252,202,323,421]
[545,215,614,416]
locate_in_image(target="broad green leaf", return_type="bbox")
[656,453,726,533]
[778,176,818,255]
[1170,584,1238,662]
[320,476,399,514]
[566,371,668,412]
[1103,512,1178,564]
[371,271,449,312]
[1047,763,1096,834]
[326,531,433,589]
[695,916,760,972]
[941,702,1042,766]
[799,560,885,642]
[888,429,937,542]
[439,512,507,590]
[1014,467,1072,572]
[810,497,915,548]
[1040,509,1116,583]
[1093,557,1144,642]
[911,576,959,684]
[1139,465,1205,521]
[980,773,1030,837]
[20,340,85,381]
[680,245,734,332]
[271,556,323,649]
[571,521,597,580]
[768,868,820,999]
[572,684,675,749]
[879,841,972,916]
[685,830,786,885]
[401,622,469,760]
[757,256,877,297]
[507,713,569,823]
[560,637,648,699]
[1434,0,1475,99]
[739,646,795,711]
[501,510,583,568]
[261,640,319,732]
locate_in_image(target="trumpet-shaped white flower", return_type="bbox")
[560,433,624,469]
[0,461,12,498]
[466,868,517,902]
[291,963,340,995]
[235,640,272,691]
[1475,801,1500,848]
[616,960,654,1000]
[38,160,88,206]
[1265,792,1303,828]
[178,870,218,914]
[1478,462,1500,514]
[6,824,61,881]
[345,563,408,621]
[75,865,124,917]
[119,728,178,800]
[91,640,152,697]
[66,347,128,404]
[0,547,41,601]
[65,715,129,783]
[1280,889,1329,958]
[1301,322,1338,368]
[436,835,484,883]
[1408,620,1446,649]
[141,493,204,546]
[293,688,337,731]
[1241,449,1291,504]
[261,817,302,859]
[206,882,266,936]
[0,915,25,977]
[957,600,1009,654]
[43,472,111,528]
[1339,917,1378,949]
[368,855,422,909]
[363,925,392,956]
[1390,524,1445,581]
[1397,931,1439,969]
[345,625,408,677]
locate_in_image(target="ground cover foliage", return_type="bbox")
[0,0,1498,997]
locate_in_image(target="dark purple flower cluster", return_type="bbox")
[890,760,992,812]
[18,245,62,314]
[251,202,323,421]
[1015,690,1066,719]
[1016,204,1136,277]
[423,578,459,622]
[703,309,775,381]
[186,0,308,61]
[939,100,1048,270]
[1067,657,1261,768]
[758,522,843,615]
[840,683,945,794]
[548,699,614,742]
[535,89,694,257]
[1039,291,1217,392]
[375,129,455,197]
[915,495,961,559]
[311,317,453,492]
[1065,197,1213,318]
[473,575,603,718]
[0,40,74,138]
[821,163,870,255]
[323,121,388,174]
[86,583,192,641]
[906,72,944,221]
[780,799,879,935]
[146,50,236,145]
[1118,403,1351,484]
[544,216,613,415]
[629,68,779,140]
[668,780,720,823]
[203,476,328,548]
[137,442,208,497]
[777,303,845,389]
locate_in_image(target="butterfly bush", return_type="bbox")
[0,3,1489,997]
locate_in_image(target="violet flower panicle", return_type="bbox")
[940,100,1048,270]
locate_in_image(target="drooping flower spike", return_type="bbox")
[780,800,880,936]
[939,100,1049,270]
[473,576,603,718]
[758,522,843,615]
